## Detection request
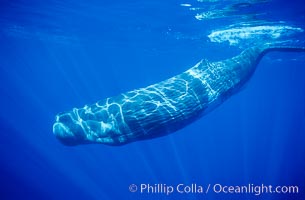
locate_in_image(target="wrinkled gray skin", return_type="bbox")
[53,45,305,146]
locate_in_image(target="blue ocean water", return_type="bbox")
[0,0,304,199]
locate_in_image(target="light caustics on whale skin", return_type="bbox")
[53,45,305,146]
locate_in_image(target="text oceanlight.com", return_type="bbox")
[129,183,299,196]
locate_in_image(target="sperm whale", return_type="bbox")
[53,44,305,146]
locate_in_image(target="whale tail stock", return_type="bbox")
[226,42,305,67]
[261,43,305,55]
[238,43,305,70]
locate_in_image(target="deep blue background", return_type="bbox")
[0,0,304,199]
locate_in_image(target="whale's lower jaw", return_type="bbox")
[52,87,208,146]
[53,107,206,146]
[52,45,305,146]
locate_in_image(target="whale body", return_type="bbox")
[53,44,305,146]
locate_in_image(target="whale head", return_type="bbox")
[53,113,89,146]
[53,110,118,146]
